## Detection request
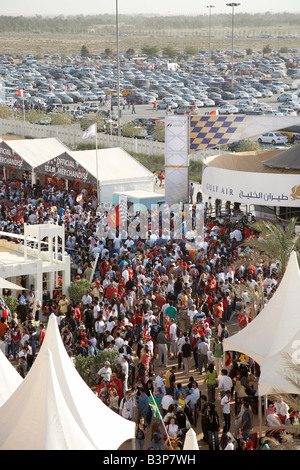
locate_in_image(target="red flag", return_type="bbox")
[17,89,23,97]
[106,204,120,229]
[76,193,83,203]
[209,109,219,115]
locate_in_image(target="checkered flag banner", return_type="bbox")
[105,95,111,108]
[119,195,128,227]
[189,115,300,151]
[0,294,11,315]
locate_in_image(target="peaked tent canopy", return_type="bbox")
[223,251,300,395]
[262,143,300,170]
[183,428,199,450]
[0,314,135,450]
[0,349,23,407]
[0,278,25,291]
[6,137,71,169]
[258,327,300,396]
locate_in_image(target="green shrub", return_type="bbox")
[68,278,91,303]
[72,349,119,386]
[3,295,19,314]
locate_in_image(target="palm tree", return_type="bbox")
[240,217,300,278]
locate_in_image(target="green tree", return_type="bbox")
[0,105,14,119]
[49,112,72,126]
[104,48,113,57]
[184,46,198,56]
[3,295,19,314]
[141,45,159,56]
[162,46,178,58]
[234,141,260,152]
[121,122,143,138]
[246,48,253,56]
[152,122,165,142]
[68,278,91,303]
[262,44,272,56]
[126,48,135,57]
[241,217,300,278]
[81,45,90,57]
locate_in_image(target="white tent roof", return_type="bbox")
[258,328,300,396]
[0,314,135,450]
[71,147,154,184]
[223,251,300,395]
[7,138,70,169]
[0,349,22,407]
[183,428,199,450]
[0,278,25,290]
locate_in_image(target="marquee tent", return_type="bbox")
[0,314,135,450]
[0,277,25,291]
[0,349,22,407]
[6,137,71,170]
[223,251,300,396]
[70,147,155,203]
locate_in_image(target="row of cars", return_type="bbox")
[0,51,300,126]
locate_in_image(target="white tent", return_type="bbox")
[7,137,71,169]
[0,314,135,450]
[183,428,199,450]
[223,251,300,396]
[0,349,22,407]
[71,147,155,203]
[0,278,25,291]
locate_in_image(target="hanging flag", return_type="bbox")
[209,109,218,115]
[82,123,97,139]
[106,198,128,230]
[76,193,83,203]
[17,89,23,97]
[147,395,162,419]
[106,204,120,229]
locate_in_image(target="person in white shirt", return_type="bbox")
[221,391,232,433]
[81,291,92,306]
[218,369,233,398]
[154,370,166,396]
[169,319,178,358]
[119,391,136,420]
[96,361,112,383]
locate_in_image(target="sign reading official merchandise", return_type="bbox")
[35,152,96,183]
[0,141,31,170]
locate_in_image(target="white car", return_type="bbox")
[237,96,258,105]
[218,104,239,114]
[202,98,215,106]
[280,109,297,116]
[257,132,288,145]
[261,89,273,98]
[263,110,284,116]
[253,103,273,112]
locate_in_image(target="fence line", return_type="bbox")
[0,118,224,160]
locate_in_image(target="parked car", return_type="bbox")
[174,105,199,115]
[277,93,298,102]
[218,104,239,114]
[257,132,288,145]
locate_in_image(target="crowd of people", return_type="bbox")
[0,172,294,450]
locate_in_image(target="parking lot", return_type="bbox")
[1,50,300,142]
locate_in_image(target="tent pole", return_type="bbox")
[258,395,262,438]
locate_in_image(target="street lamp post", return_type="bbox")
[207,5,215,65]
[226,2,240,90]
[116,0,121,139]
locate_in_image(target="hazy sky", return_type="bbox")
[2,0,300,16]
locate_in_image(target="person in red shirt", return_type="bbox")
[38,323,46,348]
[155,292,166,310]
[106,282,118,300]
[108,373,123,402]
